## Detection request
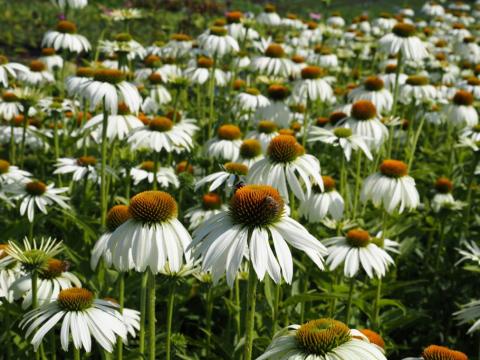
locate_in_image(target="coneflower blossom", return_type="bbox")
[258,318,387,360]
[7,180,70,222]
[323,228,394,278]
[42,21,91,54]
[248,135,323,203]
[340,100,388,151]
[192,184,327,286]
[20,288,127,352]
[107,191,192,273]
[361,159,420,213]
[379,23,428,61]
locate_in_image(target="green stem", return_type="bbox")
[148,271,156,360]
[100,101,109,228]
[50,331,56,360]
[434,215,447,270]
[407,116,426,172]
[165,280,176,360]
[116,273,125,360]
[153,152,159,190]
[390,51,403,118]
[235,277,241,338]
[205,285,214,356]
[464,154,479,238]
[9,122,16,165]
[352,152,363,219]
[207,57,217,139]
[271,283,281,337]
[19,106,29,167]
[372,278,382,328]
[73,347,80,360]
[139,271,148,355]
[29,220,34,241]
[301,98,310,147]
[344,278,355,325]
[243,258,258,360]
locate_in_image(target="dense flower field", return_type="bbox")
[0,0,479,359]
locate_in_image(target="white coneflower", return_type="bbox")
[444,90,478,128]
[107,191,192,273]
[184,193,227,231]
[128,116,194,154]
[251,43,294,77]
[0,159,31,184]
[81,68,141,115]
[99,33,146,61]
[422,2,445,17]
[106,8,143,21]
[454,300,480,334]
[254,84,292,128]
[83,102,144,142]
[225,11,259,40]
[195,162,248,192]
[247,120,279,151]
[341,100,388,151]
[258,318,387,360]
[197,26,239,58]
[380,64,407,92]
[65,66,94,96]
[53,156,99,182]
[91,205,131,270]
[205,124,243,161]
[0,244,22,303]
[293,65,334,104]
[239,139,264,167]
[371,231,400,256]
[51,0,88,10]
[299,176,344,222]
[256,4,282,26]
[20,60,54,86]
[129,161,179,187]
[39,48,63,72]
[144,73,172,107]
[134,54,162,81]
[0,55,29,87]
[461,124,480,143]
[235,87,270,112]
[184,56,228,86]
[164,109,198,137]
[431,177,462,212]
[459,76,480,100]
[163,33,193,58]
[379,23,428,61]
[348,76,393,114]
[7,180,70,222]
[192,184,327,286]
[402,345,468,360]
[361,159,420,214]
[457,241,480,266]
[323,228,394,278]
[358,329,386,354]
[248,135,322,203]
[20,288,127,353]
[309,126,372,161]
[309,46,339,70]
[103,297,140,339]
[0,91,25,120]
[10,258,81,309]
[400,75,437,104]
[42,20,91,54]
